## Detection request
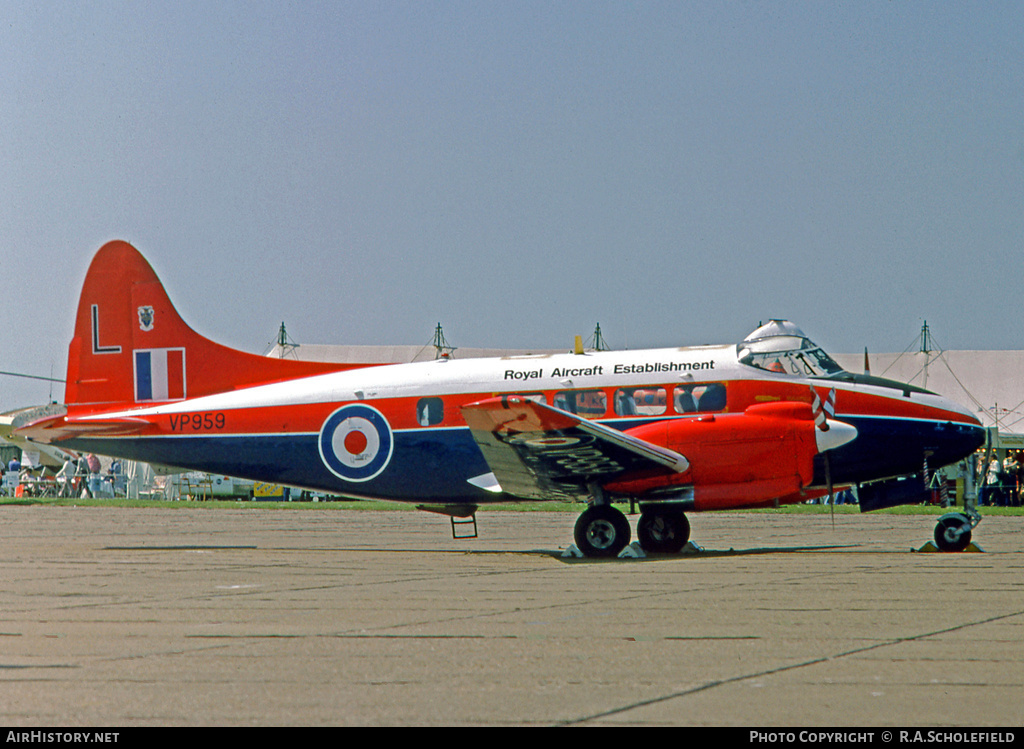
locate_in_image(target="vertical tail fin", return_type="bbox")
[66,241,360,407]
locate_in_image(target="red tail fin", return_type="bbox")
[66,241,363,407]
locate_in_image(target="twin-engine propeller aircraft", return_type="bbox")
[17,241,987,556]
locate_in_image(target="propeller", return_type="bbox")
[812,386,839,528]
[825,448,835,530]
[811,386,836,432]
[922,451,947,506]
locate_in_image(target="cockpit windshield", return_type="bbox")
[737,320,846,378]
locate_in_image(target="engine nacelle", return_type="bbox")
[606,401,830,511]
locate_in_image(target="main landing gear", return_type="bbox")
[573,504,691,558]
[574,504,631,558]
[636,508,690,554]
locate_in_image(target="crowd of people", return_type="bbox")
[2,453,122,498]
[980,451,1024,507]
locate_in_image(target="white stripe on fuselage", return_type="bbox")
[80,345,734,419]
[76,343,977,427]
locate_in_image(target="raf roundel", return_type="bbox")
[318,404,394,482]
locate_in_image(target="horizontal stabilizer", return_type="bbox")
[16,412,155,442]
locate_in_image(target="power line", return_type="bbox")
[0,370,65,384]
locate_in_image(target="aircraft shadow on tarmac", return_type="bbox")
[100,541,922,562]
[533,543,861,562]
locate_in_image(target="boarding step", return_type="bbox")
[416,504,480,540]
[450,513,478,540]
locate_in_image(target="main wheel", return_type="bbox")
[574,505,631,558]
[934,513,972,552]
[637,510,690,554]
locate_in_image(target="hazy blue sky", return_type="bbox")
[2,1,1022,411]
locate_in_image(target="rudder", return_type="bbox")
[66,240,359,407]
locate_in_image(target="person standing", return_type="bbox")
[56,457,76,498]
[86,453,102,498]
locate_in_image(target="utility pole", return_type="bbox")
[920,320,932,389]
[274,322,299,359]
[588,323,610,352]
[432,323,456,360]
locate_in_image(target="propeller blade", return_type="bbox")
[825,451,835,530]
[811,386,837,431]
[811,386,856,453]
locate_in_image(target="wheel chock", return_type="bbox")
[561,545,584,558]
[618,543,646,559]
[915,541,984,553]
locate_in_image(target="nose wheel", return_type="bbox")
[934,513,974,552]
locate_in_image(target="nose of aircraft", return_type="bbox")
[926,393,988,465]
[824,386,987,486]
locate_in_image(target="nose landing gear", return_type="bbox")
[933,512,978,553]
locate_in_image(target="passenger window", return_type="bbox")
[554,389,607,418]
[417,397,444,426]
[614,387,667,416]
[674,386,698,413]
[674,383,726,413]
[511,393,546,404]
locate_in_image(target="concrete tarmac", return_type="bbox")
[0,505,1022,727]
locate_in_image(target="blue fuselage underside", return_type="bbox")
[61,415,986,505]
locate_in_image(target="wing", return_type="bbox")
[460,395,688,500]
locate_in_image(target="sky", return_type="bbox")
[2,1,1023,411]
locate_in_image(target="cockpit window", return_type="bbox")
[737,320,845,377]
